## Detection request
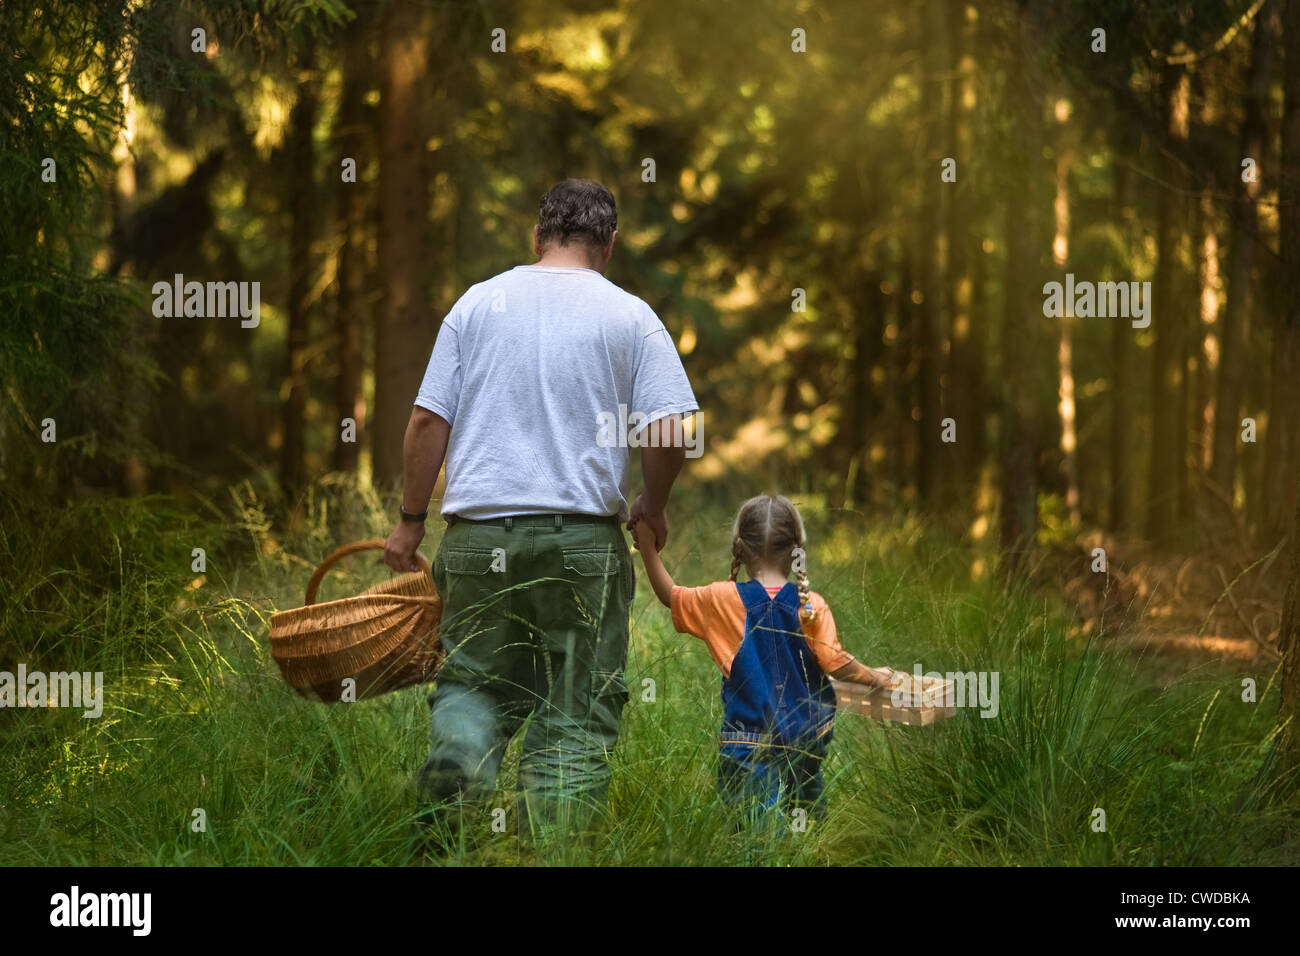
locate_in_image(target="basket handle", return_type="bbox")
[304,538,434,606]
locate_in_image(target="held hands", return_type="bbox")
[629,504,677,608]
[383,520,425,573]
[626,492,668,552]
[630,518,658,555]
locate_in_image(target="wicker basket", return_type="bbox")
[830,672,956,726]
[268,539,444,702]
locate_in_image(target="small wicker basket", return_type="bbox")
[268,539,444,702]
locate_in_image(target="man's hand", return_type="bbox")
[627,492,668,551]
[384,521,425,573]
[383,406,449,574]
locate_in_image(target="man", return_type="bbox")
[383,178,697,839]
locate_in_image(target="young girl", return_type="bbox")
[632,493,896,818]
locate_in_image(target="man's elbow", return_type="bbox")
[409,405,447,431]
[641,442,686,469]
[641,416,685,458]
[649,415,682,447]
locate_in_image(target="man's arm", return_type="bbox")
[628,414,685,552]
[383,406,451,572]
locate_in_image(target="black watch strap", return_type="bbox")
[399,504,428,523]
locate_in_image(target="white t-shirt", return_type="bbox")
[414,264,699,520]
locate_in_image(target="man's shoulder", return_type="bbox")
[564,271,656,318]
[460,268,519,301]
[444,274,500,319]
[599,283,663,332]
[452,267,665,336]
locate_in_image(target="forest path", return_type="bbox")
[1060,530,1285,686]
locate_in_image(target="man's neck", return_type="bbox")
[534,245,605,274]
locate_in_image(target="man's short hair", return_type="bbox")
[537,179,617,251]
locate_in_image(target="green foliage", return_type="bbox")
[0,489,223,671]
[1,490,1293,865]
[0,0,359,498]
[2,0,1296,864]
[0,2,159,492]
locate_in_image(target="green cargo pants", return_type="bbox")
[416,513,634,837]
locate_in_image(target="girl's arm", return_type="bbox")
[803,600,897,689]
[829,658,897,690]
[631,520,675,607]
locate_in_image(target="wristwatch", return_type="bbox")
[399,504,428,523]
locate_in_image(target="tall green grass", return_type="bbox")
[1,479,1296,865]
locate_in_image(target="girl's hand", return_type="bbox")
[870,666,899,689]
[631,518,676,608]
[631,519,656,554]
[832,660,898,690]
[628,494,669,552]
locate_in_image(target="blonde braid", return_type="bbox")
[796,566,815,624]
[730,537,745,581]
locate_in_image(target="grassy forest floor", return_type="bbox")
[2,477,1298,866]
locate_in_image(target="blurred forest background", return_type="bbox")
[4,0,1300,861]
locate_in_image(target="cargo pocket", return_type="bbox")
[444,548,502,575]
[439,548,507,624]
[590,668,628,705]
[589,667,629,748]
[562,548,621,622]
[562,548,620,577]
[621,548,636,604]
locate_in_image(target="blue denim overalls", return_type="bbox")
[717,579,838,815]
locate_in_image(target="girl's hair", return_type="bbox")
[728,494,815,623]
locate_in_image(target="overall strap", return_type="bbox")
[736,579,802,624]
[735,578,773,614]
[770,581,801,612]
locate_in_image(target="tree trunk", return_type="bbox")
[846,272,887,508]
[1052,99,1080,528]
[997,4,1045,563]
[915,0,946,502]
[890,262,912,496]
[946,0,984,498]
[1194,187,1221,504]
[1265,0,1300,539]
[281,45,318,499]
[110,80,149,495]
[333,22,370,474]
[1210,2,1277,517]
[1145,64,1190,541]
[1110,138,1135,532]
[373,2,434,489]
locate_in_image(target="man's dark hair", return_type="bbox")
[537,178,618,250]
